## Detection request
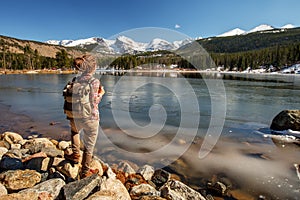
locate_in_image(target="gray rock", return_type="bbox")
[160,179,206,200]
[86,177,130,200]
[19,178,65,199]
[151,169,171,188]
[63,173,101,200]
[118,161,136,176]
[130,183,160,199]
[23,138,55,154]
[271,110,300,131]
[41,146,63,157]
[137,164,155,181]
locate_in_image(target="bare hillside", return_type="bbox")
[0,35,84,58]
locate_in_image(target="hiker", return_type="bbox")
[63,54,105,178]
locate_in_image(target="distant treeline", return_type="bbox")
[108,28,300,71]
[108,43,300,71]
[197,27,300,70]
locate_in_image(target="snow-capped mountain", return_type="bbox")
[281,24,295,29]
[111,36,147,53]
[247,24,274,33]
[46,36,192,54]
[146,38,174,51]
[217,28,246,37]
[217,23,296,38]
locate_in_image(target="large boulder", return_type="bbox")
[0,191,53,200]
[19,178,65,199]
[63,173,101,200]
[0,169,41,191]
[86,177,131,200]
[270,110,300,131]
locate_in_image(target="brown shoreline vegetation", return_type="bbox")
[0,69,77,75]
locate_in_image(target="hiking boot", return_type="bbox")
[80,151,99,178]
[65,132,81,164]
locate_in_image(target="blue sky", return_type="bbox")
[1,0,300,42]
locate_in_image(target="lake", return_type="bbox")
[0,72,300,199]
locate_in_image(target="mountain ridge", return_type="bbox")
[45,24,297,54]
[217,23,295,37]
[46,36,193,54]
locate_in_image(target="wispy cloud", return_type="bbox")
[175,24,181,29]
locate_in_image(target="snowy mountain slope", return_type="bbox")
[247,24,274,33]
[281,24,295,29]
[217,23,296,38]
[146,38,174,51]
[111,36,147,53]
[217,28,246,37]
[46,35,191,54]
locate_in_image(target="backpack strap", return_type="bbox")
[87,77,96,108]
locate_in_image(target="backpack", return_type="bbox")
[63,77,95,119]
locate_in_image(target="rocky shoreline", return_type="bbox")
[0,131,237,200]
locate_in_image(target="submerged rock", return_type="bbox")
[207,181,228,196]
[271,110,300,131]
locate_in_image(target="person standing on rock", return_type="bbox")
[63,54,105,178]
